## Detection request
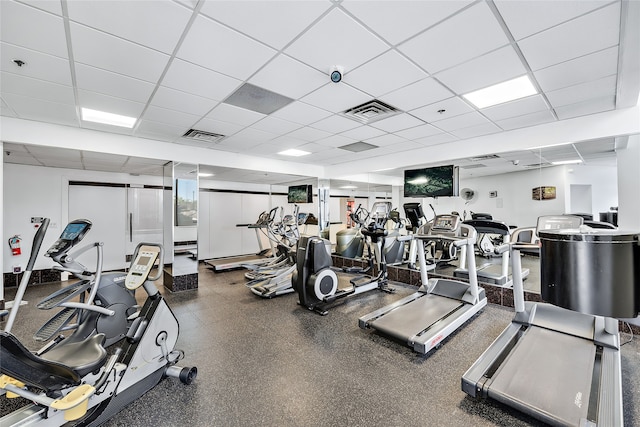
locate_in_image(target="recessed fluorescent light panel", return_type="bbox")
[463,75,537,109]
[278,149,310,157]
[198,173,214,177]
[551,159,582,165]
[340,185,357,189]
[81,108,136,128]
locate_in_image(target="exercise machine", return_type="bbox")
[204,207,279,272]
[462,215,636,426]
[1,222,197,426]
[454,219,529,286]
[32,219,138,346]
[334,204,368,259]
[293,205,395,315]
[359,214,487,354]
[403,202,427,269]
[382,208,412,266]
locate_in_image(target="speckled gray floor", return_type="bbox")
[2,265,639,427]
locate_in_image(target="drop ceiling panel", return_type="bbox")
[410,97,474,123]
[75,63,155,104]
[162,59,241,102]
[339,124,386,141]
[192,117,244,137]
[481,95,549,122]
[517,2,621,71]
[70,23,170,83]
[134,120,187,142]
[1,42,72,85]
[252,116,302,135]
[395,123,442,140]
[286,126,331,142]
[347,50,427,98]
[205,103,265,127]
[78,90,145,118]
[271,101,332,125]
[66,0,192,54]
[435,45,527,94]
[546,75,617,108]
[554,96,615,120]
[450,121,501,139]
[398,2,509,73]
[285,8,388,73]
[1,1,68,58]
[27,145,81,160]
[200,1,330,50]
[534,46,619,93]
[433,111,490,132]
[18,0,62,15]
[177,15,276,80]
[369,113,424,133]
[3,93,78,126]
[1,72,74,105]
[249,54,327,100]
[343,0,473,45]
[142,105,200,128]
[379,77,453,112]
[309,114,361,134]
[314,134,358,148]
[495,0,609,41]
[301,79,371,113]
[495,109,556,131]
[364,133,407,147]
[151,86,218,117]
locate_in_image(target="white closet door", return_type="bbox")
[126,187,163,256]
[69,185,127,271]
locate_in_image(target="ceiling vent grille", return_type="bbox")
[340,99,401,124]
[182,129,226,144]
[338,141,379,153]
[460,164,487,169]
[470,154,499,161]
[525,162,551,168]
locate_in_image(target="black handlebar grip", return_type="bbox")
[26,218,50,271]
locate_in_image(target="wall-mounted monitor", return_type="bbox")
[288,184,313,204]
[403,165,459,198]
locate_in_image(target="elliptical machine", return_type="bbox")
[334,204,368,259]
[292,202,395,316]
[33,219,137,346]
[1,220,197,426]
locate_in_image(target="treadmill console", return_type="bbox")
[430,214,460,233]
[45,219,92,258]
[125,245,160,290]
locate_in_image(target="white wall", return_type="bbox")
[617,135,640,230]
[565,164,618,218]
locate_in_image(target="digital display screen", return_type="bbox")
[61,223,88,241]
[138,256,152,266]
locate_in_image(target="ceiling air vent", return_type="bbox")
[182,129,226,144]
[460,164,487,169]
[525,162,551,168]
[338,141,379,153]
[469,154,499,161]
[340,99,401,124]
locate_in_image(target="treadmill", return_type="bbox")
[454,219,529,286]
[204,207,279,272]
[359,214,487,354]
[462,216,636,426]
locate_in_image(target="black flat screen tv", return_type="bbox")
[404,165,459,198]
[288,184,313,204]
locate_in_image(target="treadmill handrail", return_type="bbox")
[414,232,477,247]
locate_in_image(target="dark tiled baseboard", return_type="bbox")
[3,269,62,288]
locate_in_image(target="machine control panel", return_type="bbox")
[45,219,92,258]
[125,246,160,290]
[430,214,460,232]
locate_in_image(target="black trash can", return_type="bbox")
[539,228,640,318]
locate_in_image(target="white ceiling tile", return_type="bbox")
[162,59,241,101]
[496,0,611,41]
[517,2,621,70]
[432,111,490,132]
[134,120,187,142]
[78,89,145,118]
[534,46,618,92]
[1,71,74,105]
[224,127,276,144]
[398,2,509,73]
[554,96,616,120]
[177,15,276,80]
[206,103,266,127]
[364,133,407,147]
[173,0,198,9]
[395,124,442,140]
[495,109,556,131]
[16,0,63,15]
[379,77,453,112]
[383,140,424,153]
[1,1,68,58]
[142,105,200,128]
[249,54,327,100]
[301,82,371,113]
[481,95,549,122]
[80,121,134,136]
[75,63,155,104]
[151,86,218,117]
[315,134,358,148]
[369,113,425,133]
[1,42,72,85]
[192,117,244,136]
[410,97,474,123]
[2,92,78,126]
[339,125,386,140]
[547,75,617,109]
[285,8,389,73]
[310,115,361,134]
[201,1,330,50]
[67,1,191,54]
[450,122,501,139]
[70,23,170,83]
[285,126,332,142]
[347,50,427,97]
[435,45,527,94]
[28,145,81,160]
[271,101,332,125]
[1,98,17,117]
[343,0,473,45]
[4,153,40,165]
[415,132,459,147]
[252,116,302,135]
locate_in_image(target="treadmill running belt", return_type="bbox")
[488,326,596,426]
[369,294,464,342]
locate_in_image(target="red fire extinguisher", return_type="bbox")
[9,235,21,256]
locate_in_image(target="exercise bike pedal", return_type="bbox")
[349,276,372,287]
[33,307,78,342]
[37,281,91,310]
